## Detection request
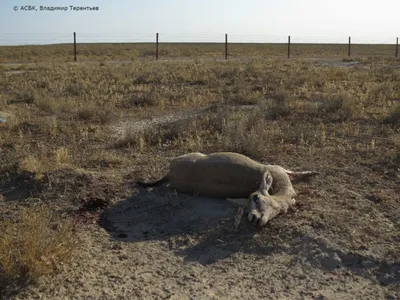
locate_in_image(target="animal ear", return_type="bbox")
[260,173,271,193]
[265,173,272,187]
[226,198,250,209]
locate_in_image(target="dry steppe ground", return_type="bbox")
[0,42,398,63]
[0,44,399,299]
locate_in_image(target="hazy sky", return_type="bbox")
[0,0,399,45]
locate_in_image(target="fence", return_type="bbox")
[0,33,399,63]
[71,33,399,62]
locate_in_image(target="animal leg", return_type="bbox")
[290,198,298,213]
[285,170,319,183]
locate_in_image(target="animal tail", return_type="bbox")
[136,176,169,188]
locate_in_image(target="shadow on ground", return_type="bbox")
[0,166,41,202]
[98,185,400,287]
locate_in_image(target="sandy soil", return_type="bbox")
[2,103,399,300]
[8,149,399,299]
[13,177,399,300]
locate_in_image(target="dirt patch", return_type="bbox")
[305,58,362,68]
[110,108,208,138]
[1,57,399,299]
[3,70,36,76]
[99,186,238,242]
[110,104,257,139]
[15,178,398,299]
[37,168,130,212]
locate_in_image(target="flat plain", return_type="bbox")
[0,43,399,299]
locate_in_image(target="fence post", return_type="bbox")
[396,37,399,58]
[225,34,228,60]
[348,36,351,57]
[73,32,77,62]
[156,33,159,60]
[287,35,291,59]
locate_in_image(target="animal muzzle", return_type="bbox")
[248,210,269,226]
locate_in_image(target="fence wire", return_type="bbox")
[0,33,398,62]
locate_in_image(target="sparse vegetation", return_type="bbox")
[0,43,398,63]
[307,92,359,121]
[10,89,36,104]
[0,205,78,293]
[0,46,399,298]
[384,105,400,130]
[266,88,293,120]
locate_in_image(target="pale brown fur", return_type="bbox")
[136,152,273,199]
[137,152,318,226]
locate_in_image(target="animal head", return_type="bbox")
[227,172,291,227]
[247,173,283,226]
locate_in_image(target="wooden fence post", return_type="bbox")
[287,35,291,59]
[73,32,77,62]
[225,34,228,60]
[348,36,351,57]
[396,37,399,58]
[156,33,159,60]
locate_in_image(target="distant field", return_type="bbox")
[0,42,398,63]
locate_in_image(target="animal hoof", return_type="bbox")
[289,198,298,213]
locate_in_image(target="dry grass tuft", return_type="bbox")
[306,92,359,121]
[35,97,59,114]
[85,152,129,168]
[54,147,70,166]
[19,156,42,174]
[10,89,36,104]
[128,89,159,107]
[383,105,400,131]
[0,205,78,290]
[266,88,293,120]
[77,105,116,124]
[319,92,358,121]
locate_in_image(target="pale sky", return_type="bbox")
[0,0,399,45]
